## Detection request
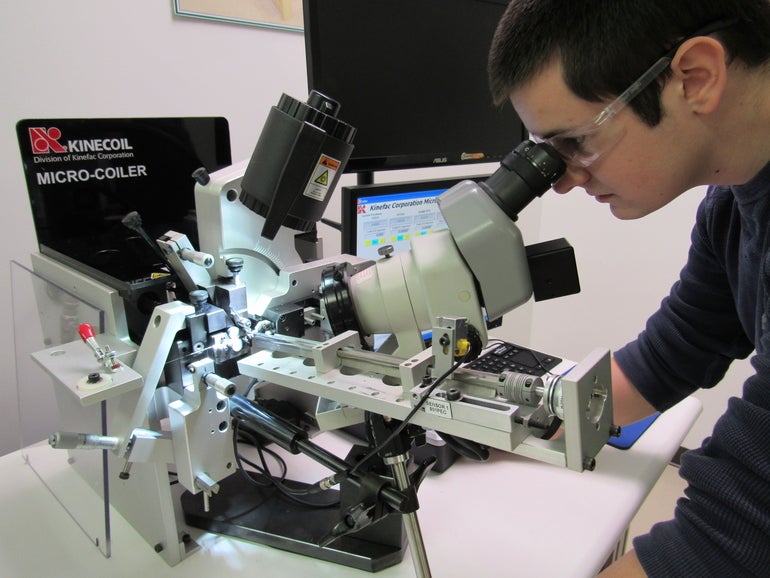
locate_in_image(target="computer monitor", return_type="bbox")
[340,175,485,261]
[303,0,526,177]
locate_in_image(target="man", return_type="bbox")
[488,1,770,576]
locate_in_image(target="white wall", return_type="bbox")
[0,0,744,455]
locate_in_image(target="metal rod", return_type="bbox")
[333,347,408,378]
[386,454,432,578]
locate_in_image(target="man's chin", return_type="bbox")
[608,203,648,220]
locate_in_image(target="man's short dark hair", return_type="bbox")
[488,0,770,126]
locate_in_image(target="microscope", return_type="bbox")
[28,91,616,577]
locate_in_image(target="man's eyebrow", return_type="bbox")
[527,122,573,140]
[539,122,588,140]
[531,127,563,140]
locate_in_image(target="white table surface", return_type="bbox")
[0,397,700,578]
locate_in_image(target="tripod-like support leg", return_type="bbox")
[385,452,431,577]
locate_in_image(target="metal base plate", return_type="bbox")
[181,473,406,572]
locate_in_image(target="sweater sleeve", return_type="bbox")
[618,188,770,576]
[614,192,753,411]
[633,352,770,577]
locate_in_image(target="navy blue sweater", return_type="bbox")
[614,162,770,576]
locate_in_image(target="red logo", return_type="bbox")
[29,127,67,154]
[357,205,367,214]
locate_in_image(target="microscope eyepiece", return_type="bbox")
[481,140,566,221]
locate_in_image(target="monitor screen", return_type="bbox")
[340,175,485,261]
[303,0,526,175]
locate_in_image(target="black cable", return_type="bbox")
[526,347,558,377]
[250,446,289,481]
[254,440,340,507]
[236,421,289,481]
[349,351,471,477]
[233,419,274,488]
[233,416,340,507]
[243,377,260,400]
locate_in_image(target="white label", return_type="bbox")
[423,397,452,419]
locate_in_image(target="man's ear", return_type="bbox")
[670,37,728,114]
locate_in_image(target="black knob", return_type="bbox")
[192,167,210,185]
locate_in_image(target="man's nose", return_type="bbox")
[553,165,591,194]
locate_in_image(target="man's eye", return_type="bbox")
[557,135,588,156]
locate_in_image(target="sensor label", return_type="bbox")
[303,154,340,202]
[423,397,452,419]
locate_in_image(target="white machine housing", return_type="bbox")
[23,99,614,571]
